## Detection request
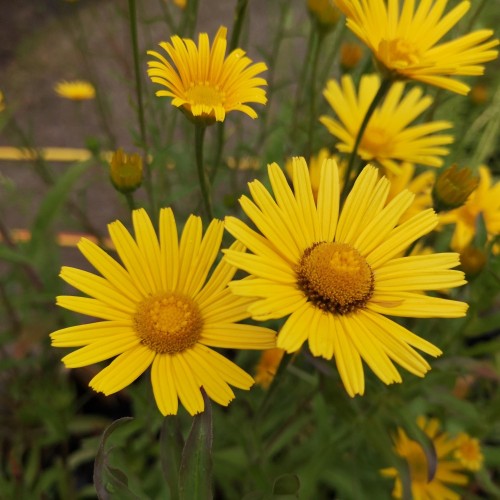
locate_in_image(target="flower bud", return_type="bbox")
[459,246,487,277]
[109,149,143,193]
[340,42,363,71]
[432,164,479,212]
[307,0,341,31]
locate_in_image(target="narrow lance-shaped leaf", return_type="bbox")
[160,415,184,500]
[179,389,213,500]
[93,417,139,500]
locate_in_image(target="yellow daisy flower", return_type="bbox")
[382,416,469,499]
[54,80,96,100]
[439,166,500,251]
[453,433,484,471]
[224,158,468,396]
[50,208,276,416]
[254,348,285,389]
[384,163,436,224]
[320,74,453,174]
[334,0,499,95]
[147,26,268,123]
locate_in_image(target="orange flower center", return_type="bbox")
[360,125,394,158]
[134,292,203,354]
[297,242,374,314]
[378,38,421,69]
[185,83,225,109]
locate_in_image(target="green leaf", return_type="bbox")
[93,417,139,500]
[160,415,184,500]
[272,473,300,497]
[179,391,213,500]
[28,160,91,255]
[0,244,33,265]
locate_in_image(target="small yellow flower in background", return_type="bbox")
[320,74,453,173]
[453,433,484,471]
[109,149,143,193]
[381,416,469,499]
[254,348,285,389]
[432,164,479,213]
[147,26,268,124]
[307,0,342,29]
[459,246,487,277]
[226,156,261,171]
[439,166,500,252]
[172,0,186,8]
[286,148,347,200]
[224,158,468,397]
[384,164,436,224]
[50,208,276,416]
[54,80,96,100]
[340,42,363,70]
[334,0,499,95]
[469,83,489,105]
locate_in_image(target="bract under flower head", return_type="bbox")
[147,27,267,124]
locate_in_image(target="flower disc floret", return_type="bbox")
[297,242,374,314]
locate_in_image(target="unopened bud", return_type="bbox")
[307,0,341,31]
[459,246,487,277]
[340,42,363,71]
[432,164,479,212]
[110,149,143,193]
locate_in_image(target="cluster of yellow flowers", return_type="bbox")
[50,0,499,419]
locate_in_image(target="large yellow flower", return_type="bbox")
[320,74,453,173]
[334,0,499,95]
[54,80,96,100]
[382,417,469,500]
[51,208,276,415]
[439,166,500,251]
[224,158,467,396]
[147,26,267,123]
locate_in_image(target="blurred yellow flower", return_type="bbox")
[469,83,489,105]
[320,74,453,173]
[147,26,267,124]
[254,348,285,389]
[384,163,436,223]
[50,208,276,416]
[340,42,363,70]
[381,416,469,499]
[54,80,96,100]
[173,0,186,8]
[308,0,341,29]
[439,166,500,251]
[453,433,484,471]
[286,148,347,200]
[334,0,499,94]
[225,159,467,397]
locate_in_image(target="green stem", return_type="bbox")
[124,192,136,212]
[194,124,213,220]
[128,0,156,215]
[306,30,325,159]
[289,26,315,149]
[181,0,200,37]
[340,77,393,202]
